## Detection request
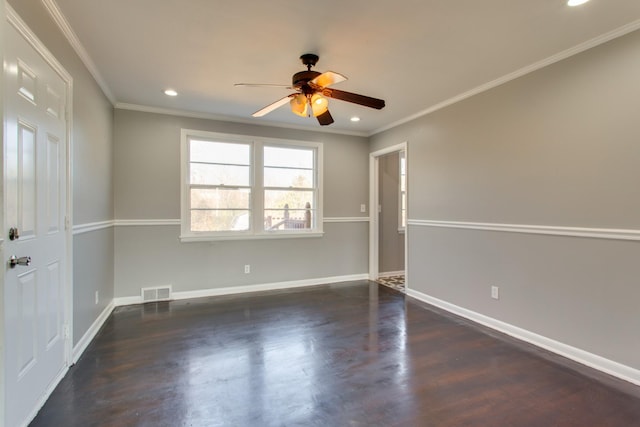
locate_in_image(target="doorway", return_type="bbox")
[3,7,73,427]
[369,143,407,291]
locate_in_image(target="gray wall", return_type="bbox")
[378,152,404,273]
[9,0,115,346]
[113,109,369,297]
[12,0,640,379]
[370,29,640,370]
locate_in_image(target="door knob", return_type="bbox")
[9,255,31,269]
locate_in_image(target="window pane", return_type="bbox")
[190,188,250,209]
[264,146,313,169]
[264,190,314,210]
[191,209,250,231]
[264,167,313,188]
[190,140,250,165]
[265,209,313,230]
[190,163,250,186]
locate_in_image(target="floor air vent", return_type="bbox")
[141,286,172,302]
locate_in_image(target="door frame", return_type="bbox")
[4,2,74,408]
[369,142,407,284]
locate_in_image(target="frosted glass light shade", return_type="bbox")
[290,94,308,117]
[310,93,328,117]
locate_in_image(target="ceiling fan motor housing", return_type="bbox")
[292,70,321,92]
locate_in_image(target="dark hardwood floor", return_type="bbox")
[31,281,640,426]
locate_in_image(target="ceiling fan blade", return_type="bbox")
[235,83,293,89]
[319,87,385,110]
[316,109,334,126]
[252,95,294,117]
[310,71,347,88]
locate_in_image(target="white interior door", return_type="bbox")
[4,16,69,427]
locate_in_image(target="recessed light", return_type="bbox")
[164,89,178,97]
[350,116,361,122]
[567,0,589,6]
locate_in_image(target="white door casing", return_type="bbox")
[369,142,408,284]
[4,8,72,427]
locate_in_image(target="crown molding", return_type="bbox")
[115,103,369,137]
[371,18,640,136]
[41,0,116,104]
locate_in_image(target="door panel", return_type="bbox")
[4,17,69,427]
[17,60,37,103]
[18,121,37,239]
[46,135,60,233]
[17,269,37,378]
[45,261,62,349]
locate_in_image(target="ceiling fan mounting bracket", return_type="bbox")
[300,53,319,70]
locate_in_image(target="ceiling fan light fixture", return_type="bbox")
[310,93,329,117]
[290,94,308,117]
[243,54,385,125]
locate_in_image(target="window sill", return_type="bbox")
[180,231,325,243]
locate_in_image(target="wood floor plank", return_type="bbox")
[30,281,640,426]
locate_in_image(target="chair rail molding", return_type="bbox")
[408,219,640,241]
[72,217,369,235]
[72,220,115,235]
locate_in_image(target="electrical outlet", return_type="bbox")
[491,286,499,300]
[95,290,99,305]
[244,264,251,274]
[360,204,366,213]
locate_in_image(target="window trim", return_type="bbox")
[180,129,323,242]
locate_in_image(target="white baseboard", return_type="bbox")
[406,288,640,387]
[113,273,369,306]
[72,301,115,364]
[378,270,405,278]
[112,295,142,306]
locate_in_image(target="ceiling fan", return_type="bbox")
[235,54,385,126]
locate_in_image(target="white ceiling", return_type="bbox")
[53,0,640,135]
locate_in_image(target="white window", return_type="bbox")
[180,130,323,241]
[399,150,407,231]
